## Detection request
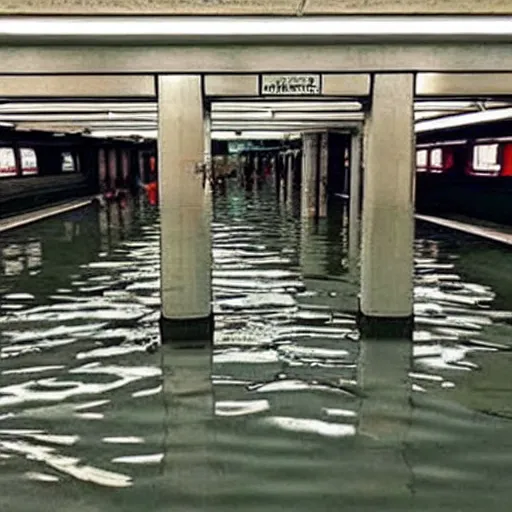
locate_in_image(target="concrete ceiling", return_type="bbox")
[0,0,507,15]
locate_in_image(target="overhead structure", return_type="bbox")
[0,15,512,339]
[0,97,510,140]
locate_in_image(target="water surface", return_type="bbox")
[1,184,512,511]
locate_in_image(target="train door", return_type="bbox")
[449,144,470,177]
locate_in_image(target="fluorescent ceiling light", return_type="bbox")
[211,131,299,140]
[0,16,510,43]
[415,107,512,132]
[212,111,274,121]
[0,102,156,113]
[0,113,156,121]
[417,139,467,147]
[414,101,480,111]
[14,121,156,132]
[90,129,157,139]
[212,101,362,112]
[212,121,362,129]
[414,111,462,121]
[211,111,363,121]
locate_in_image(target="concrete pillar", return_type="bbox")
[301,133,319,218]
[318,132,329,218]
[253,153,259,193]
[98,148,107,194]
[359,73,415,339]
[286,152,294,204]
[158,75,212,341]
[271,154,278,191]
[107,148,117,191]
[121,148,129,189]
[278,152,286,203]
[137,149,144,183]
[348,132,362,265]
[238,153,245,187]
[204,105,212,187]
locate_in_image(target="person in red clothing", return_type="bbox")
[145,180,158,205]
[137,154,158,205]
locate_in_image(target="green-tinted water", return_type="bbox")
[1,183,512,511]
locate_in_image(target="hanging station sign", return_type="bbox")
[260,74,321,96]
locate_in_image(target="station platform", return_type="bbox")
[0,197,95,233]
[416,213,512,247]
[3,196,512,251]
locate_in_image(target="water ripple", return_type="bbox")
[0,188,512,510]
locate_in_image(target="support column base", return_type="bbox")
[160,313,214,343]
[358,311,414,340]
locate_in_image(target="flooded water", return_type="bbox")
[1,182,512,511]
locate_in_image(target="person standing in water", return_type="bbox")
[137,154,158,205]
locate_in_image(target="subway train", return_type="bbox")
[0,126,156,219]
[415,134,512,225]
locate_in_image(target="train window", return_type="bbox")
[416,149,428,171]
[61,152,76,173]
[473,144,500,173]
[20,148,38,176]
[430,148,444,172]
[0,147,17,178]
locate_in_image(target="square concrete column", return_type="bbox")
[318,131,329,218]
[348,132,362,265]
[301,133,319,218]
[204,103,212,186]
[98,148,107,193]
[278,152,286,202]
[158,75,212,341]
[253,153,260,193]
[360,74,415,339]
[286,152,294,204]
[271,154,278,191]
[107,148,117,191]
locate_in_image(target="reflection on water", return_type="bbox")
[1,241,42,278]
[1,182,512,510]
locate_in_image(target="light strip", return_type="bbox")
[89,129,296,141]
[90,129,157,139]
[0,16,511,43]
[414,101,480,111]
[0,113,156,121]
[415,107,512,132]
[212,101,363,112]
[0,102,156,113]
[414,111,463,121]
[416,140,468,148]
[14,120,156,128]
[211,131,299,140]
[211,111,364,121]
